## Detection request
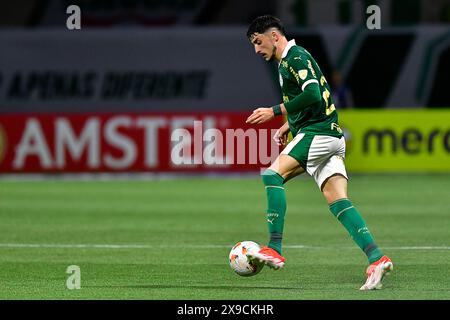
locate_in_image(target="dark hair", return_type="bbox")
[246,15,286,39]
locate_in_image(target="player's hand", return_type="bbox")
[273,122,290,146]
[245,107,274,124]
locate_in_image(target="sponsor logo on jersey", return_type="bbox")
[307,60,317,78]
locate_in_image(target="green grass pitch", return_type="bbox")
[0,174,449,299]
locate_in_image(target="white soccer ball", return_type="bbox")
[229,241,264,277]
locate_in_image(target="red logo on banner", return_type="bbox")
[0,113,283,173]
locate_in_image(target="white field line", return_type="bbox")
[0,243,449,250]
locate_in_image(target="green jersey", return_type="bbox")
[278,40,343,138]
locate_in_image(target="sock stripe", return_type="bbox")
[364,243,378,255]
[270,233,283,241]
[265,186,285,190]
[336,206,354,219]
[329,198,350,206]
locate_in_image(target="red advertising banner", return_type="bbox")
[0,113,283,173]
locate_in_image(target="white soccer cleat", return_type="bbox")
[360,255,393,290]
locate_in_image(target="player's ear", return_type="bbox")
[271,30,280,42]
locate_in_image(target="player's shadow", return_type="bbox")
[86,284,302,290]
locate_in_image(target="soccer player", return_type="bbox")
[244,15,393,290]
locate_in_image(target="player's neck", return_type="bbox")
[275,37,289,62]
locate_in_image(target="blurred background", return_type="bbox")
[0,0,449,174]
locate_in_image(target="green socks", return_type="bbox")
[262,169,286,254]
[261,171,382,263]
[329,198,383,263]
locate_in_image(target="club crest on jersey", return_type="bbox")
[298,69,308,80]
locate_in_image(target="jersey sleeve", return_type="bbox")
[283,53,322,114]
[287,53,320,92]
[283,80,321,114]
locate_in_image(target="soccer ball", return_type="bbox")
[229,241,264,277]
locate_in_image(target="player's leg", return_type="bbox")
[318,152,393,290]
[321,174,347,203]
[310,136,384,265]
[262,154,303,255]
[322,174,385,263]
[283,165,305,184]
[247,150,305,269]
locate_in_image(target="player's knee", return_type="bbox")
[261,169,284,186]
[322,188,336,203]
[322,184,347,203]
[261,169,273,184]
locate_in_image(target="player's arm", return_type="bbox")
[273,121,290,146]
[245,103,285,124]
[246,54,321,124]
[245,84,320,124]
[283,53,322,113]
[282,82,321,114]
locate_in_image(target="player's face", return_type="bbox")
[250,33,276,62]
